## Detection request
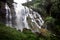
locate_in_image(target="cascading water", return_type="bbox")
[5,0,44,32]
[5,3,12,27]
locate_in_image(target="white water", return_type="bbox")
[5,0,44,32]
[5,4,12,27]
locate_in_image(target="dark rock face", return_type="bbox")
[0,2,6,24]
[0,0,7,3]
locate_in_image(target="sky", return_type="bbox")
[14,0,32,4]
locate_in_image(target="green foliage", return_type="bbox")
[45,16,55,24]
[0,23,38,40]
[0,23,26,40]
[0,23,59,40]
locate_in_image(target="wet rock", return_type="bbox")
[0,2,6,23]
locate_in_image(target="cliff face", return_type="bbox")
[0,1,6,23]
[0,0,14,24]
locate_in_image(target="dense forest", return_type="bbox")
[0,0,60,40]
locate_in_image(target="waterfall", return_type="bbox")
[5,3,12,27]
[5,0,44,32]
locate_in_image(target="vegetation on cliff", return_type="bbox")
[22,0,60,39]
[0,23,59,40]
